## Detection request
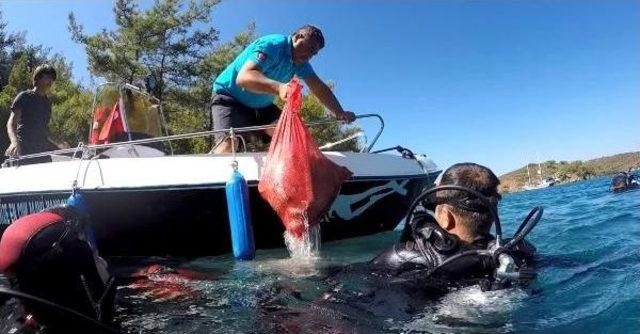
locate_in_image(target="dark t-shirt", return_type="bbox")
[10,90,54,154]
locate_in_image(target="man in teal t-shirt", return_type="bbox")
[210,25,355,153]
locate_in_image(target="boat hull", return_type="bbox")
[0,175,434,256]
[0,152,439,256]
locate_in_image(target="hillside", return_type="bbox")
[499,151,640,193]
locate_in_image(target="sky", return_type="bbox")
[2,0,639,175]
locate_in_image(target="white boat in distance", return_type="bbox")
[523,160,556,191]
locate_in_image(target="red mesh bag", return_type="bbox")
[258,79,352,240]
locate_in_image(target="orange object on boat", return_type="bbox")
[97,102,125,144]
[89,105,110,145]
[258,79,352,239]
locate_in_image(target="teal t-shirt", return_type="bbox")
[212,34,316,108]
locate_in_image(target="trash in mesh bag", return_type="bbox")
[258,79,352,241]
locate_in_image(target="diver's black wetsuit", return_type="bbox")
[372,213,494,272]
[370,212,536,287]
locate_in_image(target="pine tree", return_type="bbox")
[68,0,220,100]
[68,0,222,153]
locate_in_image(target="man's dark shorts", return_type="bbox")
[210,93,281,146]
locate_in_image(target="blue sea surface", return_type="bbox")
[501,177,640,334]
[109,176,639,334]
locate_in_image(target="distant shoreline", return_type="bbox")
[499,151,640,193]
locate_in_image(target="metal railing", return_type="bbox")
[357,113,384,153]
[2,113,385,167]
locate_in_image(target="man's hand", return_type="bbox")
[5,142,21,157]
[278,83,290,102]
[335,111,356,123]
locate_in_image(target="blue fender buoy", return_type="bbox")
[66,191,89,214]
[226,170,255,260]
[66,191,98,249]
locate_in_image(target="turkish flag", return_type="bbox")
[98,102,125,144]
[89,106,109,144]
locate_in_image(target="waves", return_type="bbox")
[501,177,640,334]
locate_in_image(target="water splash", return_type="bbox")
[284,223,321,258]
[401,285,528,333]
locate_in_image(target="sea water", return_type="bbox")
[6,176,640,333]
[113,176,639,333]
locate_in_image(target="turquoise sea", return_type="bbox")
[111,176,640,334]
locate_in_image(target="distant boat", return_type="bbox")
[522,161,556,191]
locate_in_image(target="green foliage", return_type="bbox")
[0,55,32,160]
[162,87,210,154]
[68,0,220,98]
[7,54,31,91]
[553,161,594,181]
[0,12,92,157]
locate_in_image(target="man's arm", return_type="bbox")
[303,75,355,122]
[236,61,289,101]
[5,109,21,156]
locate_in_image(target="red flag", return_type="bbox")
[98,102,125,144]
[89,106,109,145]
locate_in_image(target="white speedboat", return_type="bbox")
[523,178,556,191]
[522,160,556,191]
[0,83,440,256]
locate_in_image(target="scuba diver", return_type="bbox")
[611,169,640,192]
[256,163,543,332]
[0,204,119,334]
[372,162,538,291]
